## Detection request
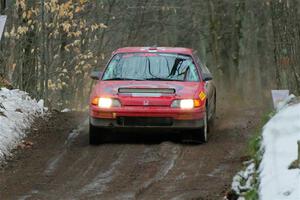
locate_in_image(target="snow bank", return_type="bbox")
[227,159,256,200]
[259,98,300,200]
[232,161,256,195]
[0,88,46,161]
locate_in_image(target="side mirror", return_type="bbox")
[90,70,103,80]
[202,73,213,81]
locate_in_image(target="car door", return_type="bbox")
[193,54,216,120]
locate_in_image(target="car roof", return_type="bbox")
[113,47,194,56]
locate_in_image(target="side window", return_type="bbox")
[203,65,211,75]
[194,54,211,75]
[194,54,202,70]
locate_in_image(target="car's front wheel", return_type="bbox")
[184,111,208,144]
[89,124,103,145]
[199,110,208,143]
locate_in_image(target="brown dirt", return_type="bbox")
[0,105,262,200]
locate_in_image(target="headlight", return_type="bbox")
[92,97,121,108]
[99,98,113,108]
[171,99,201,109]
[180,99,194,109]
[171,99,194,109]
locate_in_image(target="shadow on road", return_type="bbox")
[80,127,205,146]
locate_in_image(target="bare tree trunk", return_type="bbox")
[271,0,300,94]
[232,0,245,69]
[40,0,46,100]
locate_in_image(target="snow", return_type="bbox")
[61,108,71,113]
[231,161,256,196]
[0,88,46,161]
[259,96,300,200]
[275,94,296,112]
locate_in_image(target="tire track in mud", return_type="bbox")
[134,145,181,199]
[79,148,127,197]
[136,144,204,200]
[43,121,85,176]
[17,119,88,200]
[43,129,80,176]
[95,142,183,200]
[16,129,127,199]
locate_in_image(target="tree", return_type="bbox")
[271,0,300,94]
[0,0,6,14]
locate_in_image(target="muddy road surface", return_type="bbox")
[0,105,262,200]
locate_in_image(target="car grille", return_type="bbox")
[118,88,175,94]
[117,117,173,127]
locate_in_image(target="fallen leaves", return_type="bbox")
[17,140,34,149]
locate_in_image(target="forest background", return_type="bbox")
[0,0,298,110]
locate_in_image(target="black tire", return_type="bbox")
[183,110,208,144]
[208,97,216,133]
[199,110,208,143]
[89,124,103,145]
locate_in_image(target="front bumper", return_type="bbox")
[90,117,204,129]
[90,105,205,120]
[90,105,205,129]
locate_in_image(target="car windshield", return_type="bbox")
[102,53,199,81]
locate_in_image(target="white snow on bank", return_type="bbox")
[232,162,256,196]
[61,108,71,113]
[0,88,46,161]
[259,99,300,200]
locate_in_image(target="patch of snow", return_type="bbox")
[0,88,46,161]
[61,108,71,113]
[231,162,256,195]
[276,94,296,111]
[175,172,186,181]
[37,99,47,113]
[259,98,300,200]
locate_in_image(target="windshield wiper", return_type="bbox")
[145,78,180,81]
[103,77,143,81]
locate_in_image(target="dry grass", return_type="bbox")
[0,75,12,89]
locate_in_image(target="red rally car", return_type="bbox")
[89,47,216,144]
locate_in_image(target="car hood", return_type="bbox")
[93,81,202,98]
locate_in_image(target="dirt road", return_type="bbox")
[0,105,261,200]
